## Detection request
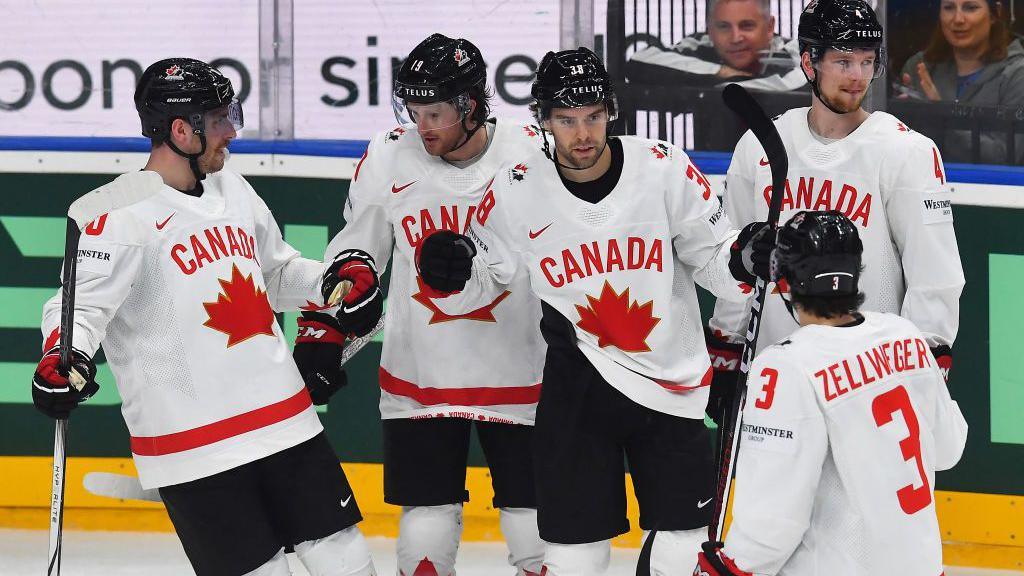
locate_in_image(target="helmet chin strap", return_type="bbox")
[442,116,485,158]
[780,291,801,325]
[167,132,208,183]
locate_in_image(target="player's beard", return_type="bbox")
[198,144,229,174]
[555,136,607,170]
[817,80,870,114]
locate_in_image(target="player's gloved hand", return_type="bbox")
[321,249,383,338]
[705,327,743,427]
[32,346,100,419]
[728,222,774,287]
[416,230,477,294]
[931,345,952,383]
[694,541,752,576]
[294,312,349,406]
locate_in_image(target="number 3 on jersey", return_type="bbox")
[872,385,932,515]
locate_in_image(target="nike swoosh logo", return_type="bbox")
[156,213,176,230]
[529,223,553,240]
[697,498,713,509]
[759,157,770,166]
[391,180,416,194]
[340,494,353,508]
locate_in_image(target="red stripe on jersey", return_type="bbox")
[130,388,313,456]
[353,151,368,182]
[655,366,713,393]
[379,368,541,406]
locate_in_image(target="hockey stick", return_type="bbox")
[46,172,169,575]
[82,314,386,503]
[635,84,787,575]
[710,85,787,541]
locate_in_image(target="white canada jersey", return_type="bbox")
[711,108,964,353]
[324,119,546,424]
[41,170,326,489]
[723,312,967,575]
[436,137,749,419]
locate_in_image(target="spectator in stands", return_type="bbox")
[901,0,1024,103]
[899,0,1024,163]
[626,0,805,91]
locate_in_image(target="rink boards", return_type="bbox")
[0,139,1022,570]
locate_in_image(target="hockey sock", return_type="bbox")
[397,504,464,576]
[498,507,545,575]
[242,548,291,576]
[644,526,706,576]
[541,540,610,575]
[294,525,377,576]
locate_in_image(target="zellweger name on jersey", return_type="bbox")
[41,170,326,489]
[323,120,547,424]
[725,312,967,575]
[711,108,964,354]
[440,137,748,419]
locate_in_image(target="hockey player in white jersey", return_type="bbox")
[32,59,376,576]
[705,0,965,426]
[695,210,968,575]
[321,34,546,576]
[415,48,774,575]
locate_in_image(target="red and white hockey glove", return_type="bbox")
[416,230,476,294]
[321,249,383,338]
[32,345,99,419]
[294,312,349,406]
[931,345,953,383]
[705,327,743,427]
[694,541,753,576]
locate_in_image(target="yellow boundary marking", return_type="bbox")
[1,457,1022,570]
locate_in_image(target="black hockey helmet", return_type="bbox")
[531,47,618,122]
[798,0,885,75]
[771,211,863,296]
[394,34,486,105]
[135,58,242,143]
[135,58,243,182]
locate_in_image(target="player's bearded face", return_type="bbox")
[813,48,876,113]
[408,101,470,157]
[197,106,237,174]
[546,104,610,169]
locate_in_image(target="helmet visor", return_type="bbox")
[392,94,467,132]
[204,98,244,136]
[811,46,886,80]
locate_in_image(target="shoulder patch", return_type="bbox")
[386,126,407,142]
[649,142,671,160]
[507,163,530,184]
[523,124,541,138]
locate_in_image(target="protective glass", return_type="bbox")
[391,94,468,132]
[204,98,244,136]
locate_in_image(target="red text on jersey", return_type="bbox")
[762,177,873,227]
[401,204,478,248]
[540,237,663,288]
[171,225,259,275]
[815,337,933,403]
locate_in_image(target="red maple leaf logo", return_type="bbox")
[575,281,660,353]
[411,277,511,324]
[202,264,276,347]
[300,300,332,312]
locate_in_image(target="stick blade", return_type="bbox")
[83,472,162,503]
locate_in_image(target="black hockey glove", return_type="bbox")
[294,312,349,406]
[728,222,774,288]
[705,327,743,427]
[694,541,750,576]
[321,249,383,338]
[416,230,477,294]
[32,346,100,419]
[932,345,952,383]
